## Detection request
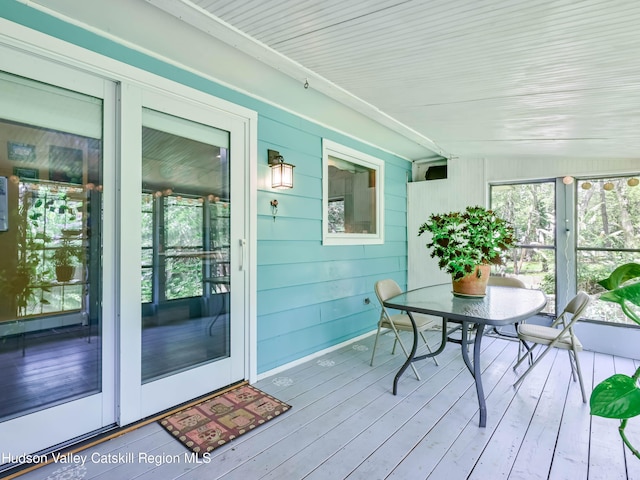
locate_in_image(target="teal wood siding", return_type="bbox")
[256,116,410,372]
[1,1,411,374]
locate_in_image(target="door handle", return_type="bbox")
[239,238,246,271]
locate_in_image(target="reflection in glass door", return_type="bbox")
[0,72,104,429]
[141,108,231,382]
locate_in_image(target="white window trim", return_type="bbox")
[322,139,384,245]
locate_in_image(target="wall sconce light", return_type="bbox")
[268,149,295,189]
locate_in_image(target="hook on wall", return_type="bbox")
[270,199,278,222]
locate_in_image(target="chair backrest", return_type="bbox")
[554,291,591,328]
[488,276,526,288]
[375,279,403,304]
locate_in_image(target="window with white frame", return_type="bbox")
[322,139,384,245]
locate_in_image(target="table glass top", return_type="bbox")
[384,283,547,325]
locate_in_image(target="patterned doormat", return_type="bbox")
[159,384,291,455]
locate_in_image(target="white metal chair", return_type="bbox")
[370,279,443,380]
[487,276,527,338]
[513,291,591,402]
[488,276,526,289]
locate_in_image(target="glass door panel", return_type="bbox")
[141,108,231,382]
[0,72,103,420]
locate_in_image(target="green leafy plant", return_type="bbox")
[0,191,51,317]
[418,205,516,280]
[53,238,82,267]
[590,262,640,460]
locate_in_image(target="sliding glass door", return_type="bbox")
[126,90,247,419]
[0,50,116,458]
[0,43,250,462]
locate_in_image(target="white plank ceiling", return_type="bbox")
[182,0,640,162]
[23,0,640,162]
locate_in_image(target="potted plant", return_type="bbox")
[590,262,640,460]
[418,205,516,296]
[0,190,51,318]
[53,237,82,282]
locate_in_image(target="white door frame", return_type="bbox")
[0,17,258,445]
[119,86,251,421]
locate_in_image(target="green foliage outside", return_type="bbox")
[4,184,85,317]
[491,177,640,321]
[327,199,345,233]
[141,195,230,303]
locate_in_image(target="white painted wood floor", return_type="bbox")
[16,331,640,480]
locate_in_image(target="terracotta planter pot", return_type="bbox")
[56,265,75,283]
[452,264,491,296]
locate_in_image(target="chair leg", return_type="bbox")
[514,343,536,370]
[370,326,383,367]
[571,348,587,403]
[567,350,578,382]
[513,344,554,389]
[392,330,421,381]
[420,331,439,366]
[516,340,523,366]
[392,337,398,355]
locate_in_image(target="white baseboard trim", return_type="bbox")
[256,330,376,381]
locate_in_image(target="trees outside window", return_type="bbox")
[490,181,556,314]
[492,175,640,325]
[577,176,640,325]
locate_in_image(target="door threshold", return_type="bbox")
[2,380,247,479]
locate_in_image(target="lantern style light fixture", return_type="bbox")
[268,149,295,189]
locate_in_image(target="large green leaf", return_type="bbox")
[599,282,640,324]
[597,262,640,325]
[591,374,640,419]
[598,262,640,291]
[599,282,640,308]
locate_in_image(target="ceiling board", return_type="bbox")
[26,0,640,162]
[192,0,640,161]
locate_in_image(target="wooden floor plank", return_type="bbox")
[497,348,569,480]
[191,336,450,480]
[163,334,406,480]
[424,341,557,480]
[282,340,502,480]
[373,339,513,479]
[5,334,640,480]
[341,338,507,480]
[589,352,628,479]
[548,350,595,480]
